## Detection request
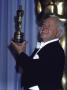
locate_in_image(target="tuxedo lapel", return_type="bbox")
[30,48,39,58]
[31,41,60,58]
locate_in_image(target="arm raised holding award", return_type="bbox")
[9,5,27,73]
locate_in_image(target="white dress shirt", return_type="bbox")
[33,38,59,59]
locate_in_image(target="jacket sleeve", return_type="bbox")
[16,52,40,73]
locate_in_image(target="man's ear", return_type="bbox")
[56,29,62,38]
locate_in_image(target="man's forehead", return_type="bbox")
[43,17,58,24]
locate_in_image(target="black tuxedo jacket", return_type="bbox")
[16,41,65,90]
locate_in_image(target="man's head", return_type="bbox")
[39,16,65,42]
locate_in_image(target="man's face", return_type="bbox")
[40,17,58,42]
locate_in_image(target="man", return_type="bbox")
[11,16,65,90]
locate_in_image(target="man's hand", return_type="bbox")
[11,41,26,54]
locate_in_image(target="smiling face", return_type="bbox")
[40,17,59,42]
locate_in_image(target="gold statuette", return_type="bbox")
[14,5,24,43]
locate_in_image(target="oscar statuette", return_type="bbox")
[14,5,24,43]
[8,5,24,63]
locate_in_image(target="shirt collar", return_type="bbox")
[36,38,59,49]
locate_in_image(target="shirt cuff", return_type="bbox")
[29,85,40,90]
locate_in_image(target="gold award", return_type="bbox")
[14,5,24,43]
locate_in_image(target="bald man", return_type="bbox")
[11,16,65,90]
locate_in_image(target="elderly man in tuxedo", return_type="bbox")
[11,16,65,90]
